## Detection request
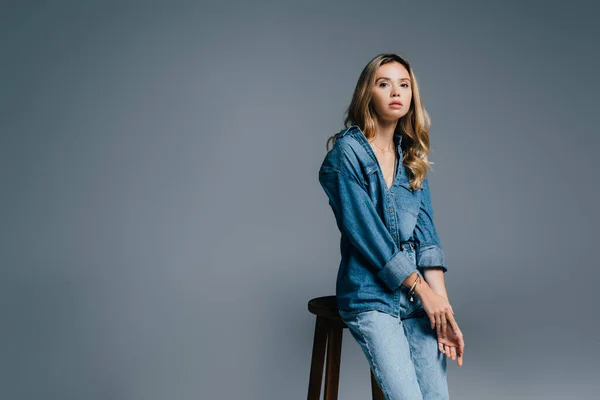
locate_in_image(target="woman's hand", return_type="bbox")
[414,281,465,366]
[415,281,454,335]
[437,321,465,367]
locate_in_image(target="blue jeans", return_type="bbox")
[338,246,449,400]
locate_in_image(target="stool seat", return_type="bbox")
[308,295,345,320]
[307,295,384,400]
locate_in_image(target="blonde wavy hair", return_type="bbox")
[326,53,435,190]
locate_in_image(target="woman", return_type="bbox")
[318,53,465,400]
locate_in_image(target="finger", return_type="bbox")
[445,312,460,332]
[435,313,442,338]
[441,312,448,338]
[446,314,463,341]
[456,328,465,349]
[449,314,462,335]
[458,353,463,367]
[445,345,452,358]
[438,341,444,354]
[430,315,436,330]
[450,346,457,360]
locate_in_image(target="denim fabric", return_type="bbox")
[338,247,448,400]
[318,125,447,315]
[340,309,449,400]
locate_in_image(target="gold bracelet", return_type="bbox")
[408,275,421,302]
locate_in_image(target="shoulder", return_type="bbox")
[320,126,368,173]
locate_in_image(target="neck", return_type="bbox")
[371,118,398,149]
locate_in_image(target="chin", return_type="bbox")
[385,112,406,120]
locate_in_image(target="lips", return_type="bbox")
[389,101,403,106]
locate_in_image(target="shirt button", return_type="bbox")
[391,193,395,197]
[389,207,394,213]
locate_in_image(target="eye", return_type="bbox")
[401,83,410,88]
[378,82,389,87]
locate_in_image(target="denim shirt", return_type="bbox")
[318,125,447,315]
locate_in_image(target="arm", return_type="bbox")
[318,165,420,292]
[413,177,450,298]
[414,176,448,280]
[411,177,464,359]
[423,268,449,300]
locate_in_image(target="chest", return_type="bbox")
[363,156,423,219]
[375,154,397,190]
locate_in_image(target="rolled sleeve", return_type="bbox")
[318,166,418,291]
[416,245,446,272]
[414,177,448,273]
[377,247,421,290]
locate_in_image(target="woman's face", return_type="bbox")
[370,62,413,123]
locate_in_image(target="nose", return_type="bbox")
[391,84,401,97]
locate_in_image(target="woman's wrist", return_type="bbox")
[427,285,449,300]
[402,272,420,289]
[413,277,430,296]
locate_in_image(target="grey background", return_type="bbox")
[2,0,599,399]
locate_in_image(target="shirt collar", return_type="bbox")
[345,125,402,144]
[344,124,403,157]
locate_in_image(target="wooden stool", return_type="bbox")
[307,295,384,400]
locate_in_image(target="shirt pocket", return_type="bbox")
[362,161,383,208]
[393,177,423,217]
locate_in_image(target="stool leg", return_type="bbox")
[370,369,385,400]
[308,316,328,400]
[324,320,343,400]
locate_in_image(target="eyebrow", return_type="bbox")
[376,77,411,82]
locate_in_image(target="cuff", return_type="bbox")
[377,249,418,291]
[416,244,447,272]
